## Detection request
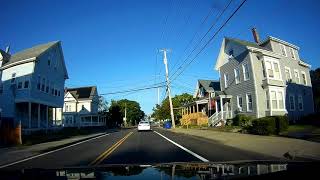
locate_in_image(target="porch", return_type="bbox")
[180,97,216,126]
[208,94,233,127]
[15,102,62,134]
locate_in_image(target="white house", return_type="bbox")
[53,86,106,127]
[0,41,69,132]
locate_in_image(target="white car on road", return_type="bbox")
[138,121,151,131]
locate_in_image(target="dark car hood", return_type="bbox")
[0,161,319,179]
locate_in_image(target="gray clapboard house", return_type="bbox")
[0,41,68,132]
[210,29,314,126]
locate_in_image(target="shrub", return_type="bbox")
[273,115,289,134]
[232,114,252,127]
[248,117,276,135]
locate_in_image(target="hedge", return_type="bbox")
[232,114,252,127]
[247,115,289,135]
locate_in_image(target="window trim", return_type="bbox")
[242,63,250,81]
[267,87,286,111]
[289,95,295,111]
[246,93,253,112]
[224,73,229,88]
[280,44,287,57]
[289,47,296,59]
[234,68,240,84]
[237,95,243,112]
[298,95,304,111]
[294,69,300,84]
[301,71,307,85]
[264,58,283,81]
[284,66,292,82]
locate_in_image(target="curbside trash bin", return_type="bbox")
[164,122,172,129]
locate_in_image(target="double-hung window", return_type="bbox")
[294,70,300,84]
[289,48,295,59]
[246,94,253,112]
[224,73,229,88]
[298,95,303,111]
[243,63,250,81]
[237,96,243,111]
[289,95,295,111]
[234,68,240,84]
[280,44,287,57]
[265,59,281,80]
[268,88,285,110]
[301,72,307,85]
[284,67,292,82]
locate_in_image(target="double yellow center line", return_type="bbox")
[89,131,133,166]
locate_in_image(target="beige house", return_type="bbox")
[53,86,106,127]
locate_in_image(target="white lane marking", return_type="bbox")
[154,131,209,162]
[0,133,109,169]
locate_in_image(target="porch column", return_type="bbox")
[37,104,40,128]
[196,103,199,113]
[46,106,49,129]
[28,102,31,128]
[215,100,218,112]
[220,97,224,119]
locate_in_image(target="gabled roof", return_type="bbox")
[225,37,270,51]
[3,41,59,66]
[198,79,220,92]
[65,86,97,100]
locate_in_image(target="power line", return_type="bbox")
[100,84,165,95]
[169,0,234,79]
[170,0,247,83]
[169,1,217,73]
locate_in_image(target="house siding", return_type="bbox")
[220,41,257,118]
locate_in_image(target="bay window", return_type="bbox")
[267,88,285,110]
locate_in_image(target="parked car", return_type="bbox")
[137,121,151,131]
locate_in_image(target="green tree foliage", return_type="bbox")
[107,99,145,127]
[152,93,193,124]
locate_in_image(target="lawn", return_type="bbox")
[280,125,320,142]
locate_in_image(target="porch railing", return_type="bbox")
[208,111,221,127]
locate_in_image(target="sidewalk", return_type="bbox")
[171,128,320,161]
[0,132,108,166]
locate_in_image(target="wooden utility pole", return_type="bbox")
[160,49,175,128]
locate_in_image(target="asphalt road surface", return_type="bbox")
[1,127,277,170]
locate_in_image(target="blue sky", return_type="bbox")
[1,0,320,114]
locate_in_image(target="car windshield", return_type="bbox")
[1,0,320,178]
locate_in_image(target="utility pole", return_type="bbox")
[160,49,175,128]
[157,87,160,105]
[123,103,127,127]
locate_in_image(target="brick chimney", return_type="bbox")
[251,28,260,44]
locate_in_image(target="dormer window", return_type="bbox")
[280,44,287,57]
[289,48,295,59]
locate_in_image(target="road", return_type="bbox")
[1,127,276,170]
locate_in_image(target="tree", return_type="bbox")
[117,99,145,126]
[108,100,123,127]
[152,93,193,124]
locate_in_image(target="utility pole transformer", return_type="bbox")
[160,49,175,128]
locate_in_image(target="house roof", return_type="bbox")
[66,86,97,100]
[225,37,270,51]
[198,79,221,92]
[3,41,59,66]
